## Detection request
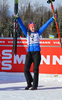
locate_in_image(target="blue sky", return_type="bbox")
[8,0,62,15]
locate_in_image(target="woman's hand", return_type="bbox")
[13,12,19,18]
[52,14,57,19]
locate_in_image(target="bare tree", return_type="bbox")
[0,0,10,37]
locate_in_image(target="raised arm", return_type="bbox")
[18,17,27,38]
[39,17,54,36]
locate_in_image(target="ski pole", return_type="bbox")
[47,0,62,47]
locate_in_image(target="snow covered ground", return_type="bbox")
[0,72,62,100]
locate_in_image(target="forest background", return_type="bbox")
[0,0,62,38]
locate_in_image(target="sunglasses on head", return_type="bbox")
[29,22,34,24]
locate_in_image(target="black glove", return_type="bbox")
[47,0,55,4]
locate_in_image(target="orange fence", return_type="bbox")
[0,38,62,74]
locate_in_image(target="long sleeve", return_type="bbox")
[18,17,27,38]
[39,17,54,36]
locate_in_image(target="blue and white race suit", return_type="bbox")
[18,17,54,52]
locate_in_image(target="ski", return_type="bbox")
[47,0,62,47]
[13,0,18,55]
